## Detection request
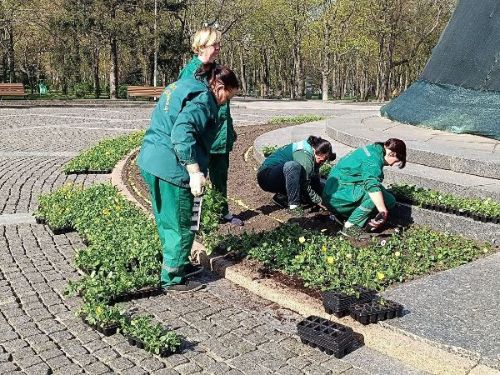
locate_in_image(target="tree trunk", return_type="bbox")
[238,48,247,94]
[93,45,101,98]
[109,38,118,99]
[7,22,15,82]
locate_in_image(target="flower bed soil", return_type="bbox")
[123,123,376,240]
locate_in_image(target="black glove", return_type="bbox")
[367,211,388,230]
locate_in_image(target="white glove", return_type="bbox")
[189,172,206,197]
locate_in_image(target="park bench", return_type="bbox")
[0,83,26,98]
[127,85,165,99]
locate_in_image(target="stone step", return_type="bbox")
[326,114,500,180]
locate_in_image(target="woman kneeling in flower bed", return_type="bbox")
[322,138,406,238]
[137,64,240,292]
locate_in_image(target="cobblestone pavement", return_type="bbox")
[0,104,424,374]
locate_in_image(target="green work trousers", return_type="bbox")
[325,181,396,227]
[141,170,194,287]
[208,153,230,216]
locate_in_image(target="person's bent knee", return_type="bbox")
[283,160,301,174]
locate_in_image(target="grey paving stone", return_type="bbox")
[85,361,112,374]
[174,362,202,374]
[0,353,12,362]
[51,363,85,374]
[71,353,98,367]
[93,348,119,362]
[45,355,74,370]
[39,348,65,361]
[2,338,28,352]
[107,356,135,371]
[11,352,43,369]
[23,362,52,375]
[151,368,180,375]
[119,366,149,375]
[139,357,166,371]
[0,361,20,373]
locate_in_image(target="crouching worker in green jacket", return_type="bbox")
[179,26,242,226]
[137,65,239,292]
[257,136,336,217]
[322,138,406,238]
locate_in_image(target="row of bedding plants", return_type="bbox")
[269,114,326,125]
[63,131,145,174]
[213,223,491,296]
[35,183,181,356]
[390,183,500,222]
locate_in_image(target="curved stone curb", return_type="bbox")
[110,150,500,375]
[326,115,500,180]
[253,125,500,242]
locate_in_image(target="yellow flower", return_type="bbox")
[346,253,352,260]
[102,208,110,216]
[394,251,401,257]
[326,256,334,265]
[95,306,103,316]
[298,236,306,244]
[376,271,385,281]
[482,247,489,253]
[321,245,327,253]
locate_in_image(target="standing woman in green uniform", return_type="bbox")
[137,65,239,292]
[257,136,335,216]
[322,138,406,237]
[179,27,243,225]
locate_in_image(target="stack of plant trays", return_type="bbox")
[349,299,404,325]
[322,286,376,317]
[297,316,355,358]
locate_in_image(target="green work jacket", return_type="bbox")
[259,140,322,204]
[327,143,385,194]
[178,56,235,154]
[137,77,218,188]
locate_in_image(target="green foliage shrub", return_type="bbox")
[63,131,145,173]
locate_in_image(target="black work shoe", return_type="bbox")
[272,193,289,208]
[163,280,205,293]
[184,263,203,278]
[288,206,305,218]
[339,225,370,240]
[221,214,244,226]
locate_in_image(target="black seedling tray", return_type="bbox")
[81,316,118,336]
[35,217,46,225]
[125,334,171,357]
[349,299,403,325]
[297,316,355,358]
[49,226,74,235]
[110,285,163,303]
[322,286,376,317]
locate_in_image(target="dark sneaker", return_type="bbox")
[222,214,244,226]
[339,225,370,240]
[163,280,205,293]
[272,193,289,208]
[184,263,203,278]
[329,213,344,226]
[288,206,304,218]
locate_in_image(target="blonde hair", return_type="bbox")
[192,27,222,54]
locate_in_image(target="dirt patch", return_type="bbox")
[123,123,342,236]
